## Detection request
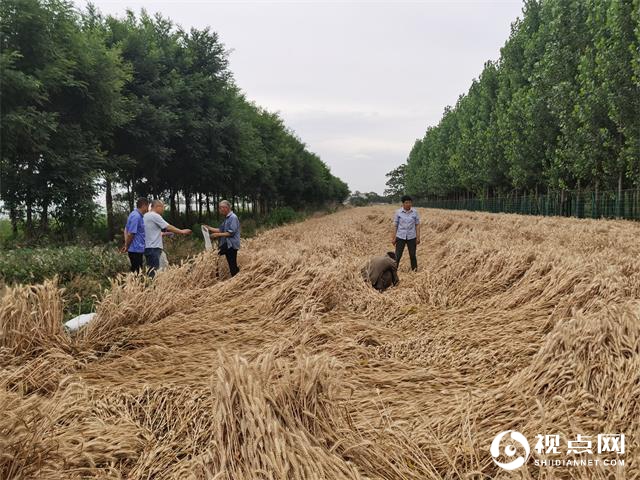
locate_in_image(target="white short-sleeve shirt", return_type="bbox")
[144,211,169,249]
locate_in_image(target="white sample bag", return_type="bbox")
[64,312,96,332]
[202,225,212,251]
[159,251,169,271]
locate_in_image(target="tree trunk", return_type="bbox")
[40,201,49,234]
[127,180,134,212]
[617,171,623,219]
[105,177,115,240]
[25,159,34,236]
[185,191,191,225]
[9,204,18,235]
[26,200,33,236]
[170,189,177,223]
[576,180,581,218]
[198,192,203,222]
[206,195,211,217]
[594,179,600,218]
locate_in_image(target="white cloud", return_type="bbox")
[315,137,408,154]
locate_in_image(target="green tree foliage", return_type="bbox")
[384,164,405,200]
[1,0,129,237]
[0,1,348,239]
[348,191,391,207]
[392,0,640,201]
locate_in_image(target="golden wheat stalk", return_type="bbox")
[1,207,638,479]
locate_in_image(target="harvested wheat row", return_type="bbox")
[1,206,639,479]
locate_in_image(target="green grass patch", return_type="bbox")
[0,245,129,319]
[0,245,128,285]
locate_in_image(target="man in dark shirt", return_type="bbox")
[361,252,399,292]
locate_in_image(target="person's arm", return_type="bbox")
[121,217,137,253]
[124,232,134,249]
[391,264,399,286]
[391,213,398,245]
[166,224,192,235]
[121,229,135,253]
[203,225,220,234]
[212,216,238,238]
[416,223,421,245]
[385,257,399,285]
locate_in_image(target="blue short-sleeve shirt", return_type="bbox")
[125,210,146,253]
[219,212,241,250]
[394,208,420,240]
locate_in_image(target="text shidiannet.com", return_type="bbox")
[534,458,625,467]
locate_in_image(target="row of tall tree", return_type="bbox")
[1,0,349,239]
[390,0,640,201]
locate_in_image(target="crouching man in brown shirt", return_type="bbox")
[361,252,400,292]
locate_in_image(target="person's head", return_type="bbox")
[401,195,413,210]
[219,200,232,216]
[136,197,149,213]
[151,199,165,214]
[386,252,397,261]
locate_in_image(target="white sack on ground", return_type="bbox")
[64,312,96,331]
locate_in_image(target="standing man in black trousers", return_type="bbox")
[121,197,149,273]
[391,195,421,271]
[204,200,241,277]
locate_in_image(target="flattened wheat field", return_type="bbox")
[2,207,639,479]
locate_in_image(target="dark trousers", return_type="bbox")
[395,237,417,271]
[144,247,162,278]
[128,252,144,274]
[220,247,239,277]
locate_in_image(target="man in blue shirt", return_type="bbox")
[204,200,241,277]
[391,195,421,271]
[121,197,149,273]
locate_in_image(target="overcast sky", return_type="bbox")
[74,0,524,194]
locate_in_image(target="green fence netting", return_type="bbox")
[416,189,640,221]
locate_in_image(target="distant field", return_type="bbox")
[1,207,639,478]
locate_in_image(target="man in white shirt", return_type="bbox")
[144,199,192,277]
